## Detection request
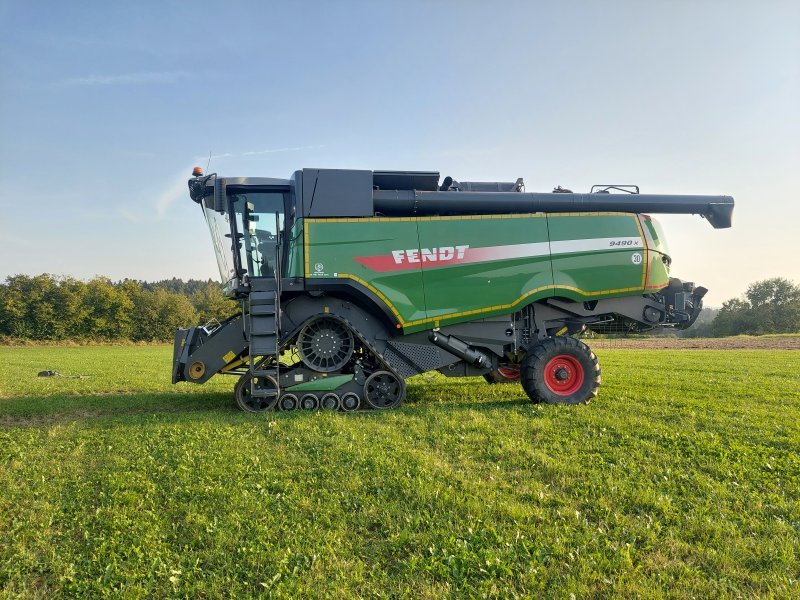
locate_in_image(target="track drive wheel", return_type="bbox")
[297,316,355,372]
[521,337,600,405]
[234,373,279,413]
[364,371,405,410]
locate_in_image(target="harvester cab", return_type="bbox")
[174,167,733,413]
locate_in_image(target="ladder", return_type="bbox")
[248,213,282,399]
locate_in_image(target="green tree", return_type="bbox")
[711,278,800,336]
[744,277,800,334]
[82,278,134,339]
[191,281,238,326]
[150,288,198,341]
[0,274,62,339]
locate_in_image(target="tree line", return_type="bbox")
[709,277,800,337]
[0,274,797,342]
[0,275,237,342]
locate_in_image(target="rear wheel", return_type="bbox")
[521,337,600,405]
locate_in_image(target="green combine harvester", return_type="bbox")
[173,168,734,412]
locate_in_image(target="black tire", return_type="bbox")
[234,373,279,413]
[521,337,600,405]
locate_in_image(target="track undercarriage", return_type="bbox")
[232,314,407,413]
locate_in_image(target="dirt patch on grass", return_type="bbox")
[587,336,800,350]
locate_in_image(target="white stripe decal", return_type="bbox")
[550,237,642,255]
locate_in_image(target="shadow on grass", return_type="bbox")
[0,387,544,427]
[0,392,237,427]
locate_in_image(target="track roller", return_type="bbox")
[340,392,361,412]
[279,393,299,411]
[320,393,341,411]
[299,393,320,410]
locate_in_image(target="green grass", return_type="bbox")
[1,346,799,598]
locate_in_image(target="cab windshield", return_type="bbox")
[229,190,286,278]
[202,203,236,284]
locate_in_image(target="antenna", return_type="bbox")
[205,151,212,175]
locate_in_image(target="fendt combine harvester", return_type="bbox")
[173,168,734,412]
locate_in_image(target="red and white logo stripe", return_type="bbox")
[353,237,641,272]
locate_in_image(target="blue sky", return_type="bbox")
[1,1,798,305]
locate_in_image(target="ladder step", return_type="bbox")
[251,327,276,335]
[250,305,276,316]
[251,342,278,355]
[252,368,278,377]
[250,291,277,303]
[249,388,278,398]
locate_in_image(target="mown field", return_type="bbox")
[1,345,798,598]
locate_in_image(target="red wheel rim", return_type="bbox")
[543,354,584,396]
[497,365,521,380]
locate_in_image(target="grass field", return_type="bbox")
[1,346,799,598]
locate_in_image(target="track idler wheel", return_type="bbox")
[364,370,405,410]
[234,373,279,413]
[521,337,601,405]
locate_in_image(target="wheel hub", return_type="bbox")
[543,354,585,396]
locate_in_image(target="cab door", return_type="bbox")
[228,186,290,279]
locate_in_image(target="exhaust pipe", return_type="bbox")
[429,331,494,369]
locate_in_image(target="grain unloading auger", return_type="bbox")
[172,168,734,412]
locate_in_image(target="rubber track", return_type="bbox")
[275,313,405,411]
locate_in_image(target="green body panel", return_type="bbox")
[304,219,427,323]
[417,216,553,321]
[300,213,669,333]
[286,373,353,392]
[548,214,646,301]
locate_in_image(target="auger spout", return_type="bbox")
[372,190,735,228]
